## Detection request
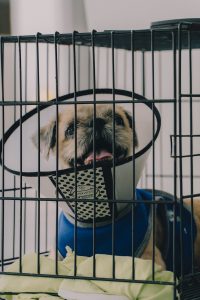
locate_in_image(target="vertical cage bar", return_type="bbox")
[24,43,28,113]
[105,48,109,87]
[46,43,49,100]
[36,33,41,274]
[35,35,39,255]
[131,30,136,280]
[13,42,17,259]
[178,23,184,279]
[67,45,71,93]
[142,50,148,188]
[45,200,48,252]
[111,31,116,279]
[151,29,156,280]
[34,191,37,252]
[54,31,59,275]
[88,47,91,90]
[58,43,60,97]
[123,50,127,89]
[72,31,78,276]
[77,46,80,91]
[13,178,16,258]
[45,43,49,252]
[0,37,5,272]
[23,187,26,255]
[18,36,23,273]
[96,47,100,88]
[158,52,163,191]
[142,50,146,104]
[172,30,178,299]
[23,42,28,255]
[188,28,195,274]
[91,29,97,277]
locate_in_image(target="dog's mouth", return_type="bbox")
[83,149,113,165]
[69,143,128,167]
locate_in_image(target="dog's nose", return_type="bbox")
[90,118,105,131]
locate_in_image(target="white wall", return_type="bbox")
[9,0,200,34]
[10,0,88,34]
[85,0,200,31]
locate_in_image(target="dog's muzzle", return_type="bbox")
[50,160,133,226]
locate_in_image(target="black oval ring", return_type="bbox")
[0,88,161,177]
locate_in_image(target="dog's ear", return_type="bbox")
[124,111,138,147]
[31,120,56,160]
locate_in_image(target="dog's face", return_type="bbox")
[32,104,138,168]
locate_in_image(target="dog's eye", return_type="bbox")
[115,114,124,126]
[65,124,74,137]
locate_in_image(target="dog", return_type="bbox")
[32,103,200,274]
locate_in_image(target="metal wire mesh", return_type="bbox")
[1,19,200,299]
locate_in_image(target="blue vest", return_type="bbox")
[58,189,152,258]
[58,189,197,276]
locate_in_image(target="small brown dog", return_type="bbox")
[32,103,200,272]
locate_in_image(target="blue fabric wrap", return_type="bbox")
[158,192,197,276]
[58,189,152,258]
[58,188,197,276]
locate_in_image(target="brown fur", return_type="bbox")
[184,199,200,269]
[142,199,200,270]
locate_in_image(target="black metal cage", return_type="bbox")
[0,19,200,299]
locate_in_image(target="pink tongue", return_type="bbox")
[85,149,113,163]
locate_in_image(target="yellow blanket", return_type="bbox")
[0,248,177,300]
